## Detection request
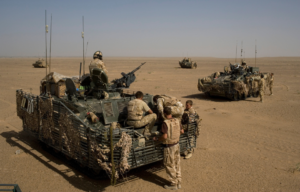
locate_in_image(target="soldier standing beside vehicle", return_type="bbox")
[89,51,109,79]
[181,100,201,159]
[258,74,265,103]
[269,73,274,95]
[127,91,157,139]
[153,95,184,121]
[153,107,184,190]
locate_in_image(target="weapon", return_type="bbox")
[111,62,146,89]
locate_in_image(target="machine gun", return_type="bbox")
[111,62,146,89]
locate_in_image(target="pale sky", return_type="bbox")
[0,0,299,57]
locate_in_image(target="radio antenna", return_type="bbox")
[45,10,48,80]
[255,39,257,67]
[235,40,237,63]
[49,14,52,75]
[82,16,85,75]
[240,41,243,58]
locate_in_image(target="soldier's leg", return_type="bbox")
[164,146,178,189]
[270,85,273,95]
[174,144,182,188]
[141,114,157,137]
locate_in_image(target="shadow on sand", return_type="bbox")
[183,93,232,102]
[0,130,167,191]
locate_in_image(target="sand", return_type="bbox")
[0,57,299,192]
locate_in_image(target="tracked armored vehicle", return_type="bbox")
[32,58,47,68]
[179,58,197,69]
[16,62,199,183]
[197,63,271,100]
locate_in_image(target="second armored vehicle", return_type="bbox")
[32,58,47,68]
[179,58,197,69]
[197,62,272,100]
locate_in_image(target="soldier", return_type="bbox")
[269,73,274,95]
[153,107,184,190]
[153,95,184,121]
[241,59,249,70]
[127,91,157,139]
[258,74,265,103]
[181,100,200,159]
[89,51,109,80]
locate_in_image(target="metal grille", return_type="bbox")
[104,102,114,117]
[117,101,127,114]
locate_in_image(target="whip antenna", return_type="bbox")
[255,39,257,67]
[49,14,52,75]
[45,10,48,80]
[82,16,85,75]
[241,41,243,58]
[235,40,237,63]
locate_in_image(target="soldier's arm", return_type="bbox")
[180,124,184,135]
[157,98,164,114]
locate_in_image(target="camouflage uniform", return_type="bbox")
[127,99,157,134]
[269,75,274,95]
[89,59,109,80]
[156,95,184,120]
[181,107,201,158]
[162,118,182,186]
[258,78,265,102]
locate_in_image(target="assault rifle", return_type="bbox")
[111,62,146,89]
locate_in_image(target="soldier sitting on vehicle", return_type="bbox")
[89,51,109,80]
[127,91,157,139]
[153,95,184,121]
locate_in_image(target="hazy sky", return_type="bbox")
[0,0,299,57]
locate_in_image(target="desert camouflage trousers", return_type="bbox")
[127,113,157,132]
[164,143,181,185]
[259,90,264,101]
[269,84,273,94]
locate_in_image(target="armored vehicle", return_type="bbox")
[179,58,197,69]
[197,62,272,100]
[16,62,199,184]
[32,58,47,68]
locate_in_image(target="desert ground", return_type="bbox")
[0,57,299,192]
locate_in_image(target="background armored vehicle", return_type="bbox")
[32,58,47,68]
[179,58,197,69]
[197,63,272,100]
[16,62,199,184]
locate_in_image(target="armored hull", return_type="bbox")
[16,63,198,182]
[32,59,47,68]
[198,64,271,100]
[179,58,197,69]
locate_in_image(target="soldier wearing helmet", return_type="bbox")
[241,59,249,70]
[89,51,109,80]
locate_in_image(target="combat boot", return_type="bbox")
[143,126,151,140]
[164,185,178,190]
[185,152,192,159]
[177,183,181,189]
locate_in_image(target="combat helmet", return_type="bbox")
[93,51,103,60]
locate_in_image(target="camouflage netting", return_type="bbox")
[39,97,55,143]
[90,129,132,180]
[232,81,249,96]
[58,113,81,159]
[16,91,39,133]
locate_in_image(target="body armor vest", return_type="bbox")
[163,118,180,144]
[127,99,144,121]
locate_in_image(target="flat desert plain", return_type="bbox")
[0,57,300,192]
